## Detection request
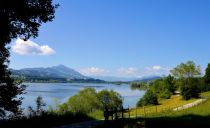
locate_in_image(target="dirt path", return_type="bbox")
[173,98,207,111]
[54,120,104,128]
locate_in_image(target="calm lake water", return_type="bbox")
[22,83,145,109]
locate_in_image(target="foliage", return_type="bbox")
[147,75,176,99]
[59,88,123,115]
[204,63,210,83]
[170,61,201,78]
[130,82,149,90]
[151,79,172,99]
[97,89,123,109]
[165,75,176,94]
[27,96,46,117]
[203,63,210,91]
[0,0,57,119]
[137,89,158,107]
[170,61,201,100]
[59,88,101,114]
[180,78,201,100]
[0,80,26,119]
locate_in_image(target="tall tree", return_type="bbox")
[164,74,176,94]
[0,0,58,118]
[204,63,210,84]
[170,61,201,78]
[170,61,201,100]
[97,89,123,110]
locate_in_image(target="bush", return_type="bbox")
[59,88,101,114]
[158,90,172,99]
[181,78,200,100]
[58,88,123,115]
[137,89,158,107]
[97,89,123,109]
[151,78,173,99]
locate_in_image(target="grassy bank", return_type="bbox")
[126,95,197,117]
[96,91,210,128]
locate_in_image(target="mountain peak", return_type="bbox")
[56,64,68,68]
[11,65,89,80]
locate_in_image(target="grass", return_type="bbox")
[151,91,210,117]
[95,91,210,128]
[88,110,103,120]
[89,93,202,119]
[126,95,197,117]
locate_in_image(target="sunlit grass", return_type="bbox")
[88,110,104,120]
[126,95,198,117]
[90,91,210,120]
[134,91,210,118]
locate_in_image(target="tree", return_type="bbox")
[170,61,201,100]
[35,96,46,115]
[180,78,200,100]
[59,88,101,114]
[59,88,123,114]
[170,61,201,78]
[0,0,58,118]
[27,96,46,117]
[97,89,123,110]
[165,75,176,94]
[137,89,158,107]
[203,63,210,90]
[151,79,172,99]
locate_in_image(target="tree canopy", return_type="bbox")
[59,88,123,115]
[170,61,201,100]
[97,89,123,110]
[204,63,210,84]
[137,89,158,107]
[0,0,58,118]
[60,88,101,114]
[170,61,201,78]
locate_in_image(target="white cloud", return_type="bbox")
[152,65,162,70]
[79,67,109,76]
[117,67,139,77]
[79,66,170,78]
[12,38,56,55]
[117,66,170,78]
[145,66,170,76]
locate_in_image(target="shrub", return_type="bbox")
[137,89,158,107]
[181,78,200,100]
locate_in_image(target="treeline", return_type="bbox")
[137,61,210,107]
[12,76,106,83]
[130,82,149,90]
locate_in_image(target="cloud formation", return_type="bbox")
[152,65,162,70]
[79,66,170,78]
[144,65,170,76]
[12,38,56,55]
[79,67,109,76]
[117,67,139,77]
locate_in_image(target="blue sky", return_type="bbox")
[9,0,210,78]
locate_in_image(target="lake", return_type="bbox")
[22,83,145,109]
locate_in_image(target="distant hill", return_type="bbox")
[11,65,105,83]
[132,76,162,82]
[92,75,162,82]
[92,76,136,82]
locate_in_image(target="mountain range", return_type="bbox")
[11,65,161,83]
[11,65,88,79]
[11,65,104,83]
